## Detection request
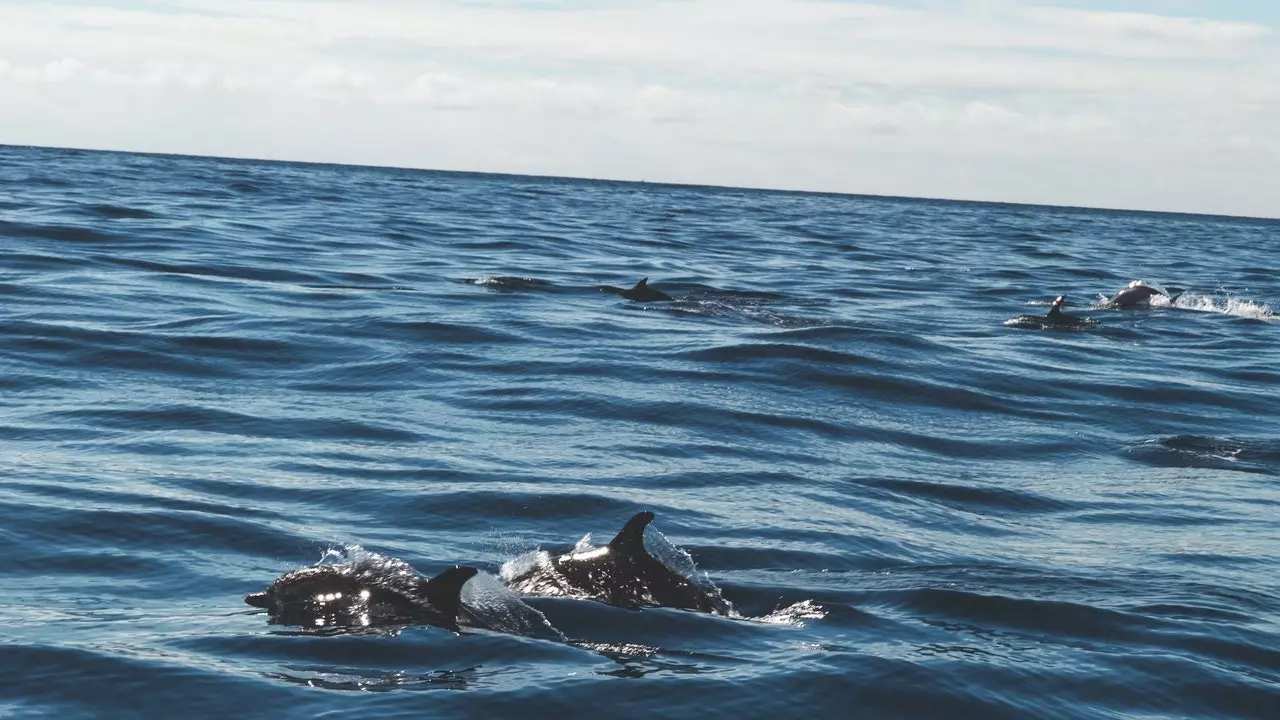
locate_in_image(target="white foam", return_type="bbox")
[571,533,595,554]
[1175,292,1274,320]
[753,599,827,626]
[498,549,553,584]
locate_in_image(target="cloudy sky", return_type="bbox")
[1,1,1276,217]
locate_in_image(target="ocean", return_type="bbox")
[1,144,1277,718]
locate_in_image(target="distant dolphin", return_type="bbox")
[1006,295,1098,330]
[600,278,674,302]
[245,564,478,632]
[505,511,732,614]
[1101,281,1180,308]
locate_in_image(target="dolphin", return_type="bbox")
[245,563,478,632]
[504,511,732,614]
[1006,295,1098,329]
[1101,280,1180,308]
[600,278,674,302]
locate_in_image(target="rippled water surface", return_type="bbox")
[2,145,1278,719]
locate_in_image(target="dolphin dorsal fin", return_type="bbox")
[608,511,656,555]
[632,278,649,289]
[418,565,478,630]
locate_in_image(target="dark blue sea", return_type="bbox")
[1,144,1278,719]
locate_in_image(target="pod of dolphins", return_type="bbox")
[245,277,1189,633]
[245,511,731,633]
[600,277,1182,330]
[1006,280,1181,329]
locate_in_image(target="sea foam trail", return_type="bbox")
[1176,292,1274,319]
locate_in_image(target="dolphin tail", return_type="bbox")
[417,565,479,630]
[608,511,656,554]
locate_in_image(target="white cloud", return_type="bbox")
[388,72,472,108]
[0,0,1276,216]
[634,85,700,124]
[295,64,373,102]
[828,97,1114,140]
[1,57,86,83]
[1033,8,1271,45]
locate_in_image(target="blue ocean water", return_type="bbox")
[1,144,1278,719]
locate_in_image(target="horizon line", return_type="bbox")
[5,142,1276,224]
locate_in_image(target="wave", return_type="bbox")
[77,204,160,220]
[6,146,1280,718]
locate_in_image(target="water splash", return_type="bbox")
[754,599,827,626]
[463,275,556,292]
[317,545,420,586]
[1174,292,1273,320]
[460,572,566,641]
[1003,315,1098,330]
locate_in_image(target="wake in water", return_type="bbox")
[1172,292,1274,320]
[1127,435,1280,475]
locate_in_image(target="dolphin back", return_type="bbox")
[606,511,731,614]
[417,565,479,631]
[620,278,673,302]
[608,511,656,554]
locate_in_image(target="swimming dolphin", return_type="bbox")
[504,511,732,614]
[245,564,478,631]
[600,278,674,302]
[1101,281,1180,308]
[1006,295,1098,329]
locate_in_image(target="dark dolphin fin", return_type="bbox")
[608,511,656,555]
[417,565,479,630]
[1166,291,1182,305]
[621,278,672,302]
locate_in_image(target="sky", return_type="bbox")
[1,0,1277,217]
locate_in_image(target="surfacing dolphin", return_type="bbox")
[245,563,478,632]
[1005,295,1098,330]
[504,511,732,615]
[1101,280,1180,308]
[599,278,674,302]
